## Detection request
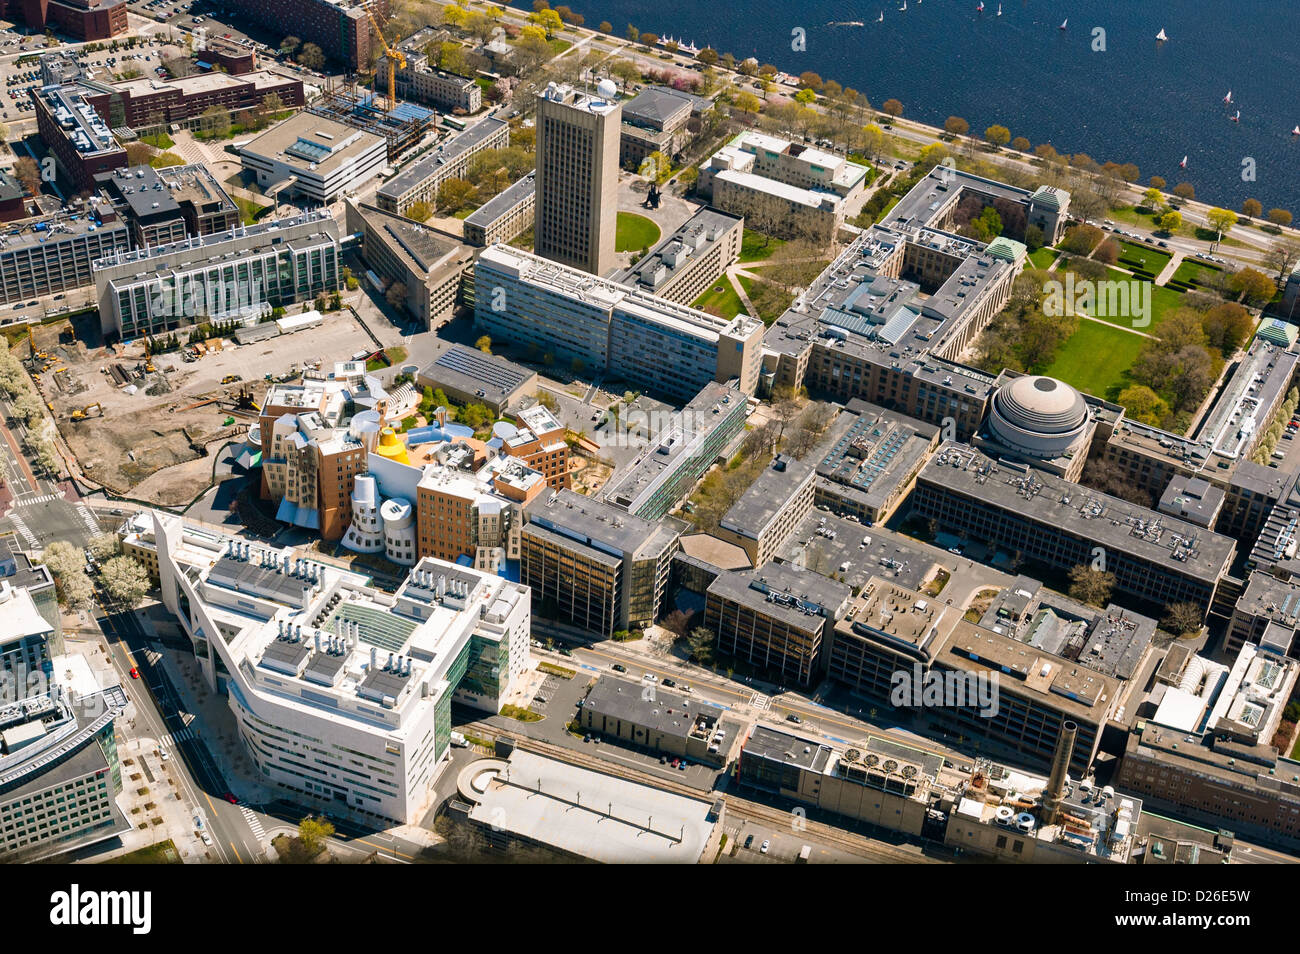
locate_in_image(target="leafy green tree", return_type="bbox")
[100,556,150,607]
[475,335,492,353]
[298,816,334,854]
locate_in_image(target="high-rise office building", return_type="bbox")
[534,82,621,277]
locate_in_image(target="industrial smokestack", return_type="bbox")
[1041,720,1078,825]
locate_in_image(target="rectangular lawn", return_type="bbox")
[1044,320,1146,401]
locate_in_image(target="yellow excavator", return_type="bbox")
[71,403,102,421]
[362,0,405,109]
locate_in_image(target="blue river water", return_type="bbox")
[515,0,1300,211]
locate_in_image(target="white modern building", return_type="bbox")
[240,112,387,203]
[128,511,532,824]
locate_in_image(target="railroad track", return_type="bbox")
[460,722,951,864]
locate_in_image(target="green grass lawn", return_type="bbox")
[1115,239,1171,278]
[1169,258,1222,288]
[615,212,661,253]
[231,195,271,226]
[1044,320,1146,401]
[692,278,748,319]
[104,840,181,864]
[739,229,786,262]
[139,132,174,149]
[1028,247,1059,269]
[737,274,787,325]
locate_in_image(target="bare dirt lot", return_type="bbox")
[34,312,379,505]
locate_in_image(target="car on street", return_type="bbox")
[129,667,139,679]
[760,840,770,854]
[643,673,657,682]
[223,792,238,804]
[662,678,676,688]
[200,832,213,846]
[786,713,801,724]
[611,664,626,672]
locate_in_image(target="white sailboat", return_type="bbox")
[1179,155,1188,168]
[877,10,884,22]
[1224,91,1233,105]
[899,0,906,10]
[1059,18,1068,29]
[996,4,1002,15]
[1155,28,1168,42]
[976,0,983,10]
[1293,126,1300,136]
[1231,110,1240,123]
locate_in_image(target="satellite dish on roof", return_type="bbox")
[596,78,618,99]
[492,421,519,441]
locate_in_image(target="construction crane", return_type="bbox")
[361,0,405,109]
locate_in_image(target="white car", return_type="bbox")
[760,840,770,854]
[200,832,213,846]
[643,673,657,682]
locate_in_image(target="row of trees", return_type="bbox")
[1067,566,1203,638]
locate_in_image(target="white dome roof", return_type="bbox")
[987,375,1089,458]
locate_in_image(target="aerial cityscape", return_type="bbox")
[0,0,1294,901]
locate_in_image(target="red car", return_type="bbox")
[129,667,139,679]
[223,793,238,805]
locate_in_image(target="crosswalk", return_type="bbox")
[240,806,266,841]
[750,691,771,711]
[75,503,99,535]
[14,493,57,508]
[159,726,197,747]
[8,514,37,547]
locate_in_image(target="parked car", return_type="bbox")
[612,663,626,673]
[760,840,771,854]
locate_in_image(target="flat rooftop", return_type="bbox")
[813,399,938,513]
[584,675,726,740]
[707,561,851,631]
[743,723,835,773]
[379,115,508,199]
[463,171,534,229]
[420,344,536,403]
[719,454,813,540]
[920,442,1237,584]
[242,112,383,178]
[465,749,715,863]
[525,488,683,559]
[618,206,743,296]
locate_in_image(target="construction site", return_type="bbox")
[29,310,380,506]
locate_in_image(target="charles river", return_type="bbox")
[513,0,1300,211]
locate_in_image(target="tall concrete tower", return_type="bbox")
[534,81,621,277]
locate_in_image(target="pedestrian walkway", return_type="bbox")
[240,806,266,842]
[9,513,37,547]
[75,502,99,535]
[750,691,771,711]
[160,726,197,747]
[15,493,57,507]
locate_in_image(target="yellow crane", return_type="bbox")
[361,0,405,109]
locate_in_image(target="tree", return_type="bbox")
[13,156,40,196]
[638,32,660,48]
[296,42,324,71]
[1094,237,1120,265]
[861,123,886,163]
[943,115,969,137]
[1011,136,1031,152]
[1158,209,1182,233]
[599,21,612,33]
[1162,602,1204,638]
[100,556,150,607]
[436,177,476,213]
[1200,302,1254,357]
[685,626,715,665]
[798,71,823,92]
[125,141,152,166]
[624,23,639,42]
[1116,384,1169,426]
[528,7,562,37]
[1242,198,1263,220]
[1265,240,1300,287]
[881,98,903,118]
[86,533,121,563]
[1140,187,1163,209]
[298,816,335,855]
[475,335,492,353]
[1206,207,1237,240]
[1068,565,1115,607]
[386,282,407,309]
[793,87,816,105]
[39,541,93,608]
[279,35,301,56]
[733,90,762,121]
[1061,223,1103,255]
[1229,266,1276,305]
[1268,208,1294,228]
[199,105,231,138]
[1172,181,1195,201]
[696,47,718,66]
[1149,175,1166,190]
[405,201,432,223]
[984,124,1010,149]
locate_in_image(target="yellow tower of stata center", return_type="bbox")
[374,427,411,465]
